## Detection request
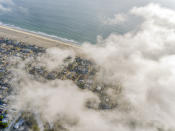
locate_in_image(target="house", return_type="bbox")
[2,118,8,123]
[13,119,24,129]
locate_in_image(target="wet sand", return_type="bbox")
[0,25,81,50]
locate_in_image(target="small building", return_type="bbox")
[13,119,24,129]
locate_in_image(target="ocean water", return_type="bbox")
[0,0,175,44]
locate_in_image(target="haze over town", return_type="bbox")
[0,0,175,131]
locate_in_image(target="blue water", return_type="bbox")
[0,0,175,44]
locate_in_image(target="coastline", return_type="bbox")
[0,25,81,50]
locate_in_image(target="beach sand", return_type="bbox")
[0,25,81,50]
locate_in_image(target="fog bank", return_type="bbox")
[8,3,175,131]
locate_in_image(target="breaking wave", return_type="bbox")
[0,21,79,45]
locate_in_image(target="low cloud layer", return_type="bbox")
[82,3,175,130]
[103,13,128,25]
[8,3,175,131]
[35,47,75,71]
[0,0,29,14]
[0,0,14,12]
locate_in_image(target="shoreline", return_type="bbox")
[0,25,81,50]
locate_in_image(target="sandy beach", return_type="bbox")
[0,25,81,50]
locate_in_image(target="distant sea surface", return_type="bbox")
[0,0,175,44]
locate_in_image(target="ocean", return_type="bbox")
[0,0,175,44]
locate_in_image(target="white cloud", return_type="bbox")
[0,0,14,12]
[8,3,175,131]
[18,6,29,14]
[0,4,11,12]
[82,3,175,130]
[103,13,128,25]
[0,0,28,14]
[0,0,14,5]
[35,48,75,71]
